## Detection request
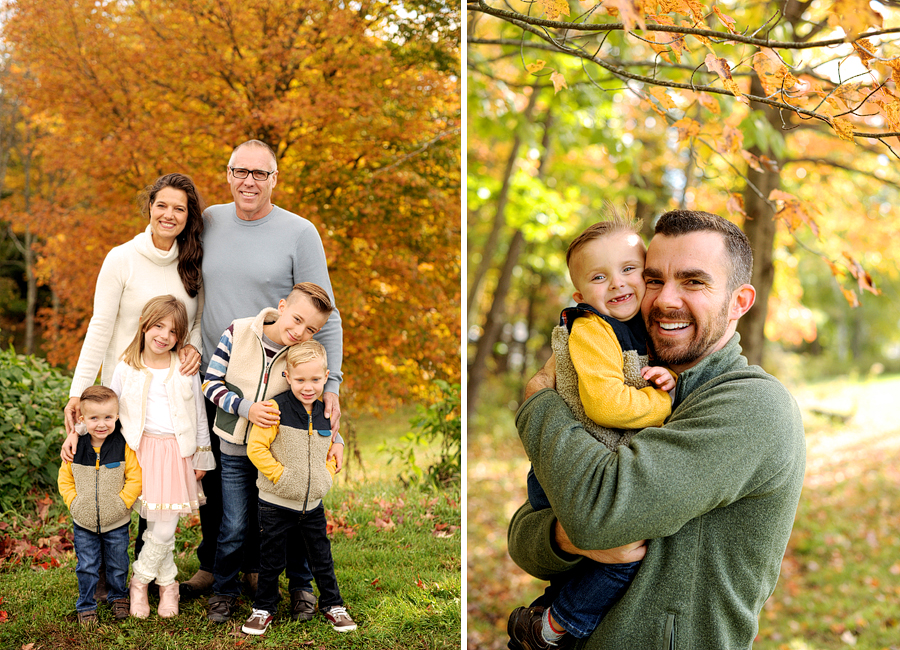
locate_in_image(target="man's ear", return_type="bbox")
[729,284,756,320]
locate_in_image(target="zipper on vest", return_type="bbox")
[302,416,313,512]
[95,449,102,535]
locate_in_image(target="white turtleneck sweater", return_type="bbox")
[68,226,203,398]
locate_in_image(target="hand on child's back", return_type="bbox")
[249,400,280,428]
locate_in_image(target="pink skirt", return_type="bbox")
[134,432,206,522]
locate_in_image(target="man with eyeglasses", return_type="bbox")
[183,139,344,626]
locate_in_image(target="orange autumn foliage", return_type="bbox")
[1,0,461,410]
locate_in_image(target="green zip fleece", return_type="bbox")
[509,334,806,650]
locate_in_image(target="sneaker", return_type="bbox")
[77,609,98,629]
[321,605,357,632]
[290,590,317,622]
[241,608,273,636]
[207,594,238,624]
[508,606,571,650]
[110,598,130,621]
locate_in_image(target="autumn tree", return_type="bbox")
[1,0,461,410]
[468,0,900,386]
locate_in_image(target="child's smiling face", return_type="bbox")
[143,315,179,360]
[80,399,119,447]
[271,293,330,347]
[569,230,647,322]
[285,358,329,409]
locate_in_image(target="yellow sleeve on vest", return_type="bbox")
[120,445,143,509]
[569,316,671,429]
[247,419,284,484]
[58,462,76,508]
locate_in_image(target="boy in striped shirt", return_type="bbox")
[202,282,344,624]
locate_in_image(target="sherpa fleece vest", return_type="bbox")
[69,427,132,533]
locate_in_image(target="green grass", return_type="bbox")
[467,373,900,650]
[0,408,460,649]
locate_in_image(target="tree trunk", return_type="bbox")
[467,229,526,417]
[736,74,780,368]
[466,85,540,324]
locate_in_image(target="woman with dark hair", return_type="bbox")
[62,172,207,446]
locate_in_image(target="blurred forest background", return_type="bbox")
[0,0,461,412]
[467,1,900,649]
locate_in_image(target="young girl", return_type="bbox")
[110,295,215,618]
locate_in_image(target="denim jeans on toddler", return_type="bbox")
[525,466,641,637]
[73,523,130,612]
[255,502,344,614]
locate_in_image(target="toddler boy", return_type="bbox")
[58,386,141,627]
[202,282,344,623]
[510,210,675,649]
[242,340,356,635]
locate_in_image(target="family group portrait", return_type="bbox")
[0,1,461,648]
[3,0,900,649]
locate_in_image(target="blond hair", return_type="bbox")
[566,204,644,269]
[120,295,189,369]
[286,282,333,315]
[286,339,328,370]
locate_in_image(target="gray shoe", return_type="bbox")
[290,590,317,621]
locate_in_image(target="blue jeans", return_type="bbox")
[542,560,640,638]
[526,467,640,638]
[73,523,130,612]
[212,451,313,596]
[255,502,343,613]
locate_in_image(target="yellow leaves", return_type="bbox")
[843,252,880,297]
[769,189,820,238]
[713,7,736,34]
[672,117,700,141]
[606,0,646,33]
[705,53,748,104]
[550,71,568,94]
[697,92,720,114]
[650,87,676,110]
[718,125,743,155]
[752,50,800,100]
[526,60,546,75]
[827,0,883,38]
[725,193,747,219]
[852,38,876,68]
[883,100,900,131]
[538,0,570,21]
[831,117,855,142]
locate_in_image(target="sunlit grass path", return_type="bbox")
[467,374,900,650]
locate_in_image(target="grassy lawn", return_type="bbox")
[0,407,461,649]
[467,373,900,650]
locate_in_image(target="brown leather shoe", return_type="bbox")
[508,606,571,650]
[110,598,130,621]
[77,609,99,629]
[179,569,214,600]
[290,590,317,621]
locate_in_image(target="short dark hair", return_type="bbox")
[566,204,643,269]
[80,385,118,411]
[654,210,753,292]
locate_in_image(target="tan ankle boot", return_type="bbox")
[157,582,180,618]
[129,576,150,618]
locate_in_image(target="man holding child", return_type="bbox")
[508,210,806,649]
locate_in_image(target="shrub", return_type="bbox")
[384,380,461,486]
[0,345,69,511]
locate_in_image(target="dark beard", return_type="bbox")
[645,301,730,366]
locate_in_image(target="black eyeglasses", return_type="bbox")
[229,167,276,181]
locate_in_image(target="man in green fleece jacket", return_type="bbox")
[508,210,806,650]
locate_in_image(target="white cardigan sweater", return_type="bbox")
[68,226,203,397]
[110,353,215,470]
